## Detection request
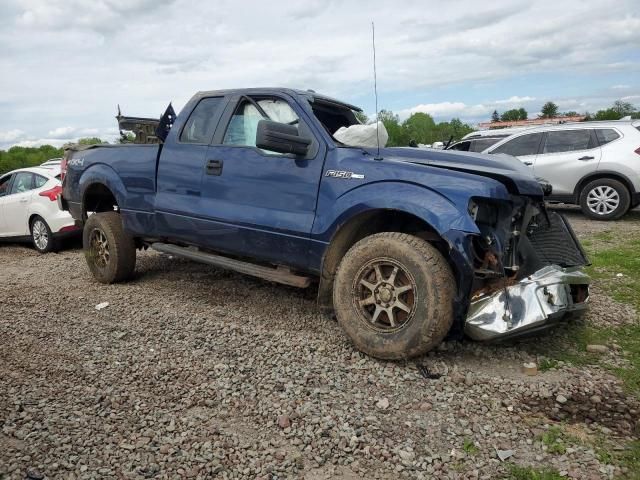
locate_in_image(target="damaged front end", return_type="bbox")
[462,197,590,341]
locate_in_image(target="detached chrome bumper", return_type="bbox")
[464,265,590,341]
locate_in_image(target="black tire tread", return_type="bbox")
[333,232,456,360]
[83,212,136,283]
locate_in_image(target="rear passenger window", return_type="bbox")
[595,129,620,146]
[180,97,224,144]
[491,133,543,156]
[543,130,593,153]
[34,175,48,188]
[10,172,34,194]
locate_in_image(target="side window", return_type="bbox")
[223,97,299,153]
[10,172,34,194]
[180,97,224,144]
[450,141,470,151]
[0,174,13,197]
[542,130,593,154]
[491,133,543,156]
[595,129,620,146]
[34,174,48,188]
[471,138,501,152]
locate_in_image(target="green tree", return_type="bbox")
[378,110,409,147]
[491,110,500,122]
[354,111,369,124]
[0,145,64,175]
[403,112,437,145]
[500,108,528,121]
[612,100,635,117]
[562,111,578,117]
[77,137,106,145]
[540,101,559,119]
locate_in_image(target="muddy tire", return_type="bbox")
[333,232,455,360]
[83,212,136,284]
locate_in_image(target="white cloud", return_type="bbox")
[612,84,630,89]
[0,129,27,143]
[1,0,639,147]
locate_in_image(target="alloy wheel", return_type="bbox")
[353,258,417,332]
[89,228,110,268]
[32,220,49,251]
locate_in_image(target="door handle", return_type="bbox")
[523,161,533,166]
[206,159,223,176]
[20,198,29,203]
[578,156,595,161]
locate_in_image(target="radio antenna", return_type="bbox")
[372,21,382,160]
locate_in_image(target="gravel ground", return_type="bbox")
[1,209,639,479]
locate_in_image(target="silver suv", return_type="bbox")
[484,121,640,220]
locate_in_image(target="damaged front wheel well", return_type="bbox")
[317,209,456,313]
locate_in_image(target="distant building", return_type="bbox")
[478,115,586,130]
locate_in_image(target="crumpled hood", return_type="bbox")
[378,147,544,197]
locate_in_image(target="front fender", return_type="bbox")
[312,181,480,242]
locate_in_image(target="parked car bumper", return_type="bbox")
[47,209,79,236]
[464,265,590,341]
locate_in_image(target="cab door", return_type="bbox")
[2,172,34,236]
[197,93,326,269]
[0,173,14,235]
[533,129,601,196]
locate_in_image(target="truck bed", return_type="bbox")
[63,143,160,223]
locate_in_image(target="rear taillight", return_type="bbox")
[39,185,62,202]
[60,157,68,182]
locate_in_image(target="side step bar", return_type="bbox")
[150,242,312,288]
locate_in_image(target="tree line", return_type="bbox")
[0,138,104,175]
[377,111,475,147]
[491,100,640,123]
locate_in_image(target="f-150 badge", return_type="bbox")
[325,170,365,179]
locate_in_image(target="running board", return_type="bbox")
[150,242,312,288]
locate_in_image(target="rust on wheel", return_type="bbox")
[352,257,417,332]
[89,228,110,268]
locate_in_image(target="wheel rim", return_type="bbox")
[586,185,620,215]
[32,220,48,250]
[89,228,110,268]
[352,258,417,332]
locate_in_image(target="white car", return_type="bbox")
[0,167,79,252]
[484,120,640,220]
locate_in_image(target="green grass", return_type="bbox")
[538,358,559,372]
[540,234,640,395]
[462,438,478,455]
[507,465,563,480]
[540,426,567,455]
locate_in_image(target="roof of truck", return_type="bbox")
[194,87,362,112]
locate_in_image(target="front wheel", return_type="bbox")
[333,232,456,360]
[83,212,136,283]
[579,178,630,220]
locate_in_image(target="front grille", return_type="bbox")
[527,212,589,267]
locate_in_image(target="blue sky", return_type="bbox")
[0,0,638,149]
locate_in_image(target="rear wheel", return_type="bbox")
[579,178,630,220]
[30,216,57,254]
[83,212,136,283]
[333,232,456,360]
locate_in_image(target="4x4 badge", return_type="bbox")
[325,170,365,179]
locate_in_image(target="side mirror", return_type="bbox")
[256,119,311,156]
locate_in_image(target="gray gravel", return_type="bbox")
[1,210,639,479]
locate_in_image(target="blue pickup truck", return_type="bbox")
[60,88,590,359]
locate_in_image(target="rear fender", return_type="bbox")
[78,164,127,214]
